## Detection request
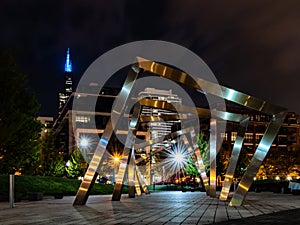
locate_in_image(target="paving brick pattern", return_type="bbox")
[0,192,300,224]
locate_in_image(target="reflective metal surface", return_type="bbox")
[136,166,150,194]
[75,57,287,207]
[209,119,217,197]
[74,65,140,205]
[181,134,209,194]
[220,117,249,201]
[229,111,287,206]
[73,118,113,205]
[112,102,142,201]
[137,58,287,206]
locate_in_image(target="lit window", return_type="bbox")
[221,133,228,141]
[75,116,90,123]
[256,134,263,142]
[245,133,253,142]
[231,132,237,141]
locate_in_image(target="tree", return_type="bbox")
[66,149,86,178]
[39,131,65,177]
[0,49,42,174]
[185,157,199,184]
[198,132,210,175]
[234,149,251,179]
[216,147,230,179]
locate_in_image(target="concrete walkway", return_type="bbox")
[0,191,300,224]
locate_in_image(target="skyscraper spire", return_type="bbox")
[59,48,73,115]
[64,48,72,72]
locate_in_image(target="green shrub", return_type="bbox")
[0,175,128,196]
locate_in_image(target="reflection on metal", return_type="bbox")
[209,119,217,197]
[112,102,142,201]
[73,65,140,205]
[112,145,131,201]
[220,117,249,201]
[136,166,149,194]
[187,127,210,194]
[128,146,136,198]
[229,111,287,206]
[181,134,209,194]
[75,57,287,207]
[137,58,287,205]
[73,118,113,205]
[134,170,142,196]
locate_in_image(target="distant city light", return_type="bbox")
[275,176,280,180]
[286,175,292,181]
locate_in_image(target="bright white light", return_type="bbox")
[286,175,292,181]
[275,176,280,180]
[79,137,90,149]
[162,141,189,176]
[80,139,88,147]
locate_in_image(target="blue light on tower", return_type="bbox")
[64,48,72,72]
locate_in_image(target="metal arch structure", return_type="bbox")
[136,58,287,206]
[135,99,251,199]
[73,58,287,207]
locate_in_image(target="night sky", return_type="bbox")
[1,0,299,118]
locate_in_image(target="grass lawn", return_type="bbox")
[0,175,127,197]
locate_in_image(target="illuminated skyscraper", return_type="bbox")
[58,48,73,114]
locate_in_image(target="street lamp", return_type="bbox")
[111,153,121,185]
[163,141,189,184]
[79,137,90,149]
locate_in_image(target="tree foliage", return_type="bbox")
[234,149,251,179]
[66,149,86,178]
[197,132,210,174]
[0,49,42,174]
[185,157,199,177]
[216,149,229,178]
[39,131,65,177]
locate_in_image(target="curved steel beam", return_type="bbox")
[112,101,143,200]
[73,64,141,205]
[220,117,249,201]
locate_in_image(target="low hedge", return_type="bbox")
[0,175,127,197]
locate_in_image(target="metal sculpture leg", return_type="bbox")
[181,134,209,194]
[136,166,150,194]
[220,117,249,201]
[229,111,287,206]
[73,64,140,205]
[112,149,130,200]
[209,118,217,197]
[112,101,142,200]
[187,129,210,194]
[128,147,136,198]
[134,169,142,196]
[73,119,113,205]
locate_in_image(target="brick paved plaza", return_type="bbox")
[0,191,300,224]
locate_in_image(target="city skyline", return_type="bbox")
[1,0,300,117]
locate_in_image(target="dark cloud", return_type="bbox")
[0,0,299,116]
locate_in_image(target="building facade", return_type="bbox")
[219,109,300,180]
[37,116,54,138]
